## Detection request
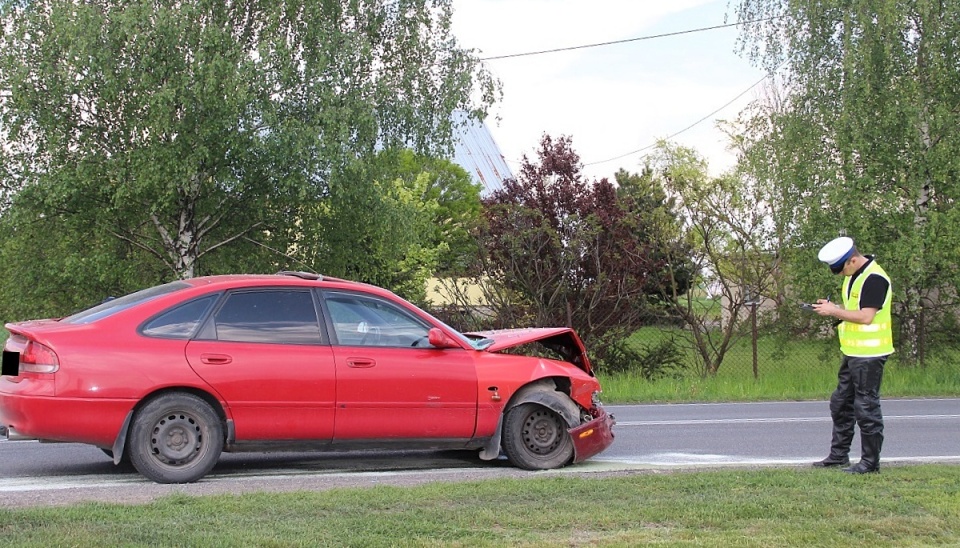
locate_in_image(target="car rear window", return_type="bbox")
[62,281,192,325]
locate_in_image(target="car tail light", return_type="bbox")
[19,340,60,374]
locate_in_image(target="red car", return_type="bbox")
[0,272,614,483]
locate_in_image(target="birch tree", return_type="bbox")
[735,0,960,362]
[0,0,497,279]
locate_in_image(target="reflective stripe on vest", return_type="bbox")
[838,261,894,357]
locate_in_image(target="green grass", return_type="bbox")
[599,358,960,403]
[1,466,958,546]
[599,328,960,403]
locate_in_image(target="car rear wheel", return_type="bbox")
[502,402,574,470]
[128,393,224,484]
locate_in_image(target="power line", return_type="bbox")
[583,71,772,167]
[479,17,779,61]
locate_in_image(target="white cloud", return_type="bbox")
[451,0,768,181]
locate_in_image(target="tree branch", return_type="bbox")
[107,229,173,272]
[198,221,265,258]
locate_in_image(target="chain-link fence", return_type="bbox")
[428,299,958,380]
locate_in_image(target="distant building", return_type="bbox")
[425,114,512,309]
[450,111,512,197]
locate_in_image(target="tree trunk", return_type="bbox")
[899,111,935,365]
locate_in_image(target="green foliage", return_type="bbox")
[734,0,960,362]
[295,153,444,302]
[0,200,169,321]
[390,150,483,275]
[638,141,783,376]
[597,333,687,380]
[0,0,497,312]
[470,135,691,356]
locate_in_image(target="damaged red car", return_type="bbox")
[0,272,614,483]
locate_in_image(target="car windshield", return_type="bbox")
[62,281,191,324]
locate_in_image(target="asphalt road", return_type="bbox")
[1,398,957,508]
[600,398,960,465]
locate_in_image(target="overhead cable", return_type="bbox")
[478,17,780,61]
[583,71,773,167]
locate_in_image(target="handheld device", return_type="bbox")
[799,302,815,311]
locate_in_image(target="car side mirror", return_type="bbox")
[427,328,458,349]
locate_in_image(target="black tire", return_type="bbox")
[501,402,574,470]
[128,393,224,484]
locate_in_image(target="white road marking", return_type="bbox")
[3,455,960,494]
[0,467,493,493]
[0,475,143,492]
[617,414,960,427]
[592,454,960,467]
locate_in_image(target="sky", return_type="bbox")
[449,0,770,182]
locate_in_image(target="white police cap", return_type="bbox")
[818,236,855,273]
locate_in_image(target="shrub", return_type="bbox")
[598,335,687,380]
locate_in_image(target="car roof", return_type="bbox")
[178,272,389,295]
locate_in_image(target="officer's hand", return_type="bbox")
[812,299,839,318]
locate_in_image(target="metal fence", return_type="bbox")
[429,301,956,379]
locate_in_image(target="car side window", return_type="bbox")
[210,290,323,345]
[141,295,218,339]
[323,292,430,347]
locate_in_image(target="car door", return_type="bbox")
[321,290,478,440]
[185,288,336,441]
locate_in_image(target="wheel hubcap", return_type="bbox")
[151,413,202,465]
[522,409,562,454]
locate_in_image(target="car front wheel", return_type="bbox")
[128,393,224,484]
[502,402,574,470]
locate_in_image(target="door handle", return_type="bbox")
[346,358,376,368]
[200,353,233,365]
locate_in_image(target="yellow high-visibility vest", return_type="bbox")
[838,260,894,357]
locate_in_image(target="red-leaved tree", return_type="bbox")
[456,134,691,359]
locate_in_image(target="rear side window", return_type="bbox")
[141,295,218,339]
[204,290,323,345]
[63,281,191,324]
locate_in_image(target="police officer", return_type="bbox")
[811,236,894,474]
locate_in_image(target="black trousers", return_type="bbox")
[828,354,887,456]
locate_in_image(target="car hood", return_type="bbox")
[465,327,593,374]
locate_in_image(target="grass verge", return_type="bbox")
[599,358,960,403]
[1,465,957,546]
[599,329,960,403]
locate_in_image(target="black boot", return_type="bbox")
[812,455,850,468]
[813,408,856,468]
[843,433,882,474]
[813,416,854,468]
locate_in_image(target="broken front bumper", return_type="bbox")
[569,407,616,463]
